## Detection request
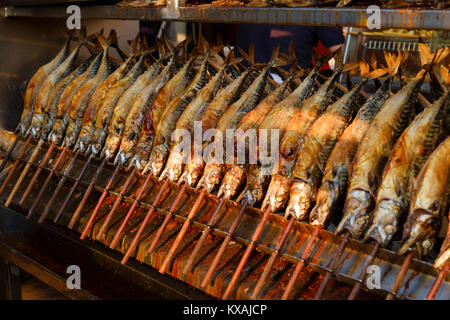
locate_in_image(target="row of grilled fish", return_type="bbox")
[16,31,449,269]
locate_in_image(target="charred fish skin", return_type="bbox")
[262,66,344,212]
[29,42,84,139]
[217,73,295,200]
[177,70,251,186]
[19,36,71,135]
[41,53,97,140]
[364,92,448,248]
[63,34,116,149]
[49,52,103,145]
[75,53,147,154]
[197,63,273,193]
[285,77,365,221]
[310,77,393,227]
[336,72,425,239]
[149,56,210,177]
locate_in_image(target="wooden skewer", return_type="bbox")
[5,139,43,207]
[425,262,449,300]
[0,134,21,174]
[281,225,322,300]
[121,179,170,265]
[159,188,207,275]
[201,199,248,289]
[19,142,55,206]
[385,251,414,300]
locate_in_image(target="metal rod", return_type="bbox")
[94,168,136,242]
[281,225,322,300]
[67,157,106,229]
[0,134,20,174]
[201,198,248,289]
[159,188,207,275]
[121,179,170,265]
[147,184,187,254]
[79,162,120,238]
[182,196,226,276]
[348,242,380,300]
[425,262,449,300]
[26,147,67,219]
[222,206,272,300]
[53,155,93,223]
[0,135,32,197]
[251,216,295,299]
[19,142,55,206]
[385,251,414,300]
[5,139,43,207]
[314,231,350,300]
[109,170,152,249]
[38,152,80,223]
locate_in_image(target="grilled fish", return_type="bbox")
[19,35,72,135]
[29,41,84,139]
[435,208,450,270]
[148,55,210,176]
[364,90,448,247]
[310,54,401,227]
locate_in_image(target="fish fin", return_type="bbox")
[238,43,255,66]
[366,68,388,81]
[127,33,140,56]
[96,33,109,51]
[440,65,450,87]
[382,50,402,77]
[370,52,378,71]
[315,47,340,70]
[341,62,359,73]
[288,41,298,72]
[359,61,370,78]
[108,29,128,61]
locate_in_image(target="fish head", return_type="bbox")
[285,180,312,220]
[202,164,223,193]
[263,175,291,213]
[29,113,45,139]
[166,151,185,182]
[49,120,65,145]
[398,210,437,258]
[183,161,204,187]
[115,138,135,166]
[338,189,374,238]
[90,129,108,157]
[63,122,81,149]
[364,199,404,247]
[218,165,246,200]
[310,181,339,227]
[103,133,121,160]
[74,126,94,154]
[150,145,169,177]
[41,117,54,138]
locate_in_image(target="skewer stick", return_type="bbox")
[38,152,80,223]
[5,139,43,207]
[348,242,380,300]
[281,225,322,300]
[222,206,272,300]
[385,251,414,300]
[425,263,449,300]
[0,134,21,174]
[94,168,137,241]
[147,184,188,253]
[314,231,350,300]
[79,162,121,238]
[19,142,55,206]
[159,188,207,275]
[109,170,152,249]
[0,135,32,197]
[201,199,248,289]
[67,157,106,229]
[182,196,226,276]
[53,155,93,223]
[121,179,170,265]
[251,216,295,299]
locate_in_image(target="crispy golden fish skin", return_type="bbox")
[159,55,238,182]
[49,52,103,145]
[435,208,450,270]
[310,77,393,227]
[336,71,425,239]
[217,72,294,200]
[75,53,146,154]
[41,53,97,140]
[262,67,344,212]
[285,78,366,220]
[124,55,193,168]
[196,63,274,193]
[29,43,83,139]
[364,92,448,248]
[148,56,210,176]
[176,70,251,187]
[238,60,325,208]
[19,37,71,135]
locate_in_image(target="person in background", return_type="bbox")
[235,25,345,76]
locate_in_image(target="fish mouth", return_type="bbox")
[159,150,185,182]
[310,181,338,227]
[285,180,312,220]
[363,199,404,246]
[262,175,291,213]
[336,189,374,238]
